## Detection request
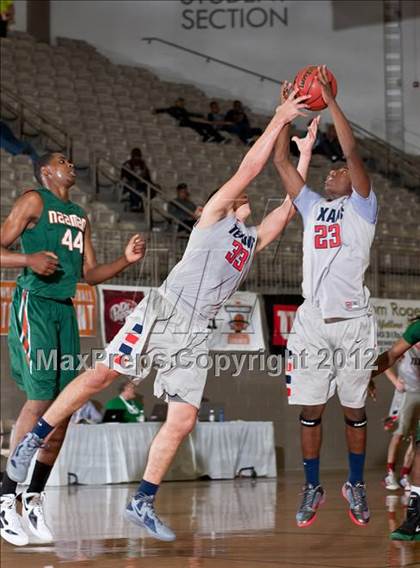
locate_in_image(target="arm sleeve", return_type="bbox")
[402,320,420,345]
[349,187,378,224]
[293,185,322,226]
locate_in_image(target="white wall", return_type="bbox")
[48,0,417,142]
[12,0,27,31]
[402,1,420,154]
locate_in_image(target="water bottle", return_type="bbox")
[218,408,224,422]
[209,409,215,422]
[139,409,145,423]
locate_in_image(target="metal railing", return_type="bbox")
[91,154,196,232]
[142,37,420,186]
[1,238,418,298]
[142,37,281,84]
[1,86,73,159]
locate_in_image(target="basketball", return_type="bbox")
[293,65,338,111]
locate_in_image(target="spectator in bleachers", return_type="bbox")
[0,0,14,38]
[207,101,235,135]
[318,123,345,162]
[120,148,154,213]
[168,183,202,232]
[154,98,227,143]
[0,120,39,163]
[224,100,262,145]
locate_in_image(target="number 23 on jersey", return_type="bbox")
[314,223,342,249]
[61,229,84,253]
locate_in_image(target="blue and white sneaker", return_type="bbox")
[124,494,176,542]
[7,432,44,483]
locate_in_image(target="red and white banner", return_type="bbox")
[99,286,265,351]
[99,285,152,345]
[272,304,299,347]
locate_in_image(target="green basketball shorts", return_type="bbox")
[8,286,80,400]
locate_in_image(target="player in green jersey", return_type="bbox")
[0,153,145,546]
[371,318,420,541]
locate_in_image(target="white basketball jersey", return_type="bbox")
[398,344,420,392]
[160,216,257,324]
[299,188,376,319]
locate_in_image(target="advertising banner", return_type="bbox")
[0,281,97,337]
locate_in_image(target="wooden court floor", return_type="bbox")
[2,471,419,568]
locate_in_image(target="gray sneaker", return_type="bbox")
[7,432,43,483]
[296,484,325,527]
[342,481,370,526]
[124,494,176,542]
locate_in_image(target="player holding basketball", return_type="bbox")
[274,67,378,527]
[7,91,312,542]
[371,318,420,541]
[0,153,145,546]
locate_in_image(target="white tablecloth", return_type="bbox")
[24,421,276,486]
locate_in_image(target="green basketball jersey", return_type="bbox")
[17,188,87,300]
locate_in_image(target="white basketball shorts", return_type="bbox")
[286,301,377,408]
[103,289,209,408]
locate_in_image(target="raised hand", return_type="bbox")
[124,234,146,263]
[280,80,293,104]
[317,65,336,106]
[292,115,321,156]
[276,89,310,123]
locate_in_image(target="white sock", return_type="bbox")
[411,485,420,497]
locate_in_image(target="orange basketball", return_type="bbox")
[293,65,337,111]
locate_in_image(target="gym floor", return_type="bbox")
[2,471,419,568]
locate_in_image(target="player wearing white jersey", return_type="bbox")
[7,91,312,542]
[383,340,420,491]
[274,68,378,528]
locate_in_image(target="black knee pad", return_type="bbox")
[345,416,367,428]
[300,414,322,427]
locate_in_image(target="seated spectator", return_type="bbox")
[0,120,39,163]
[71,400,103,424]
[224,100,262,145]
[207,101,234,133]
[121,148,153,212]
[154,98,227,143]
[104,380,144,423]
[318,123,344,162]
[168,183,202,232]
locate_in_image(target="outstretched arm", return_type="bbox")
[317,65,370,197]
[256,116,321,251]
[371,338,412,378]
[256,195,296,252]
[83,220,146,285]
[294,116,320,181]
[273,122,306,200]
[198,90,309,228]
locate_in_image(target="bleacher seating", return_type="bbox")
[1,32,419,297]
